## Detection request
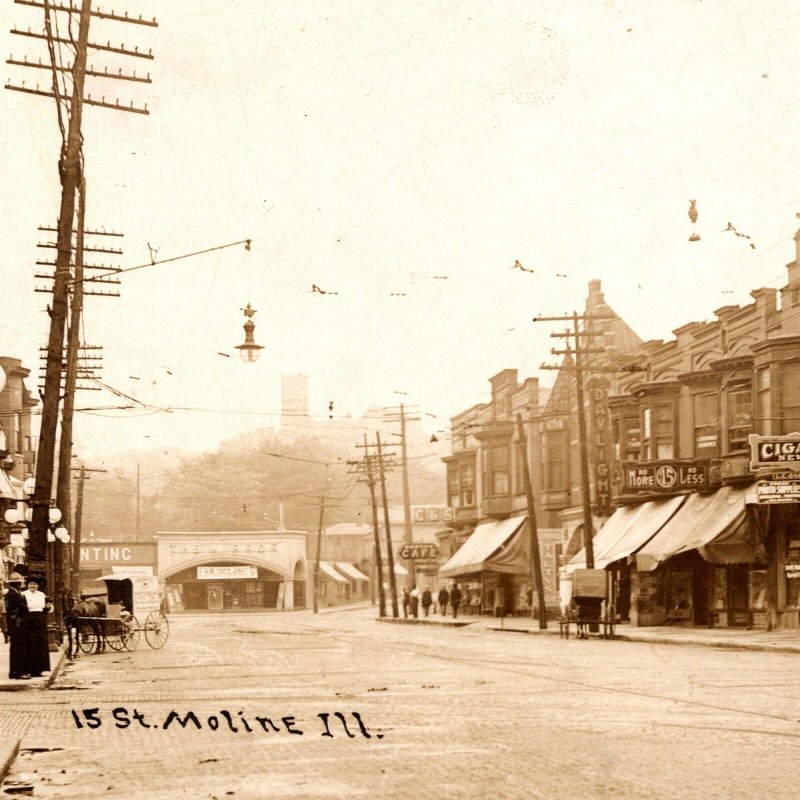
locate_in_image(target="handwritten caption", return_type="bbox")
[70,708,382,739]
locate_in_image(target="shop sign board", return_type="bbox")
[622,461,708,494]
[749,433,800,471]
[785,564,800,579]
[398,542,440,560]
[755,479,800,504]
[197,566,258,580]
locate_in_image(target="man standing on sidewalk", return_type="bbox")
[438,585,449,616]
[5,573,28,680]
[450,582,462,619]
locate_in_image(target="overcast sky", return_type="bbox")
[2,0,800,462]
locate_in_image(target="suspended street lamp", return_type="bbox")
[235,303,265,363]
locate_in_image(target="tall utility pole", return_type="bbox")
[375,432,399,618]
[26,0,93,582]
[312,496,325,614]
[516,414,546,628]
[350,436,386,617]
[384,403,421,583]
[534,311,614,570]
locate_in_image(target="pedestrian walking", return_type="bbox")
[410,585,420,618]
[438,585,449,616]
[450,582,462,619]
[21,576,52,678]
[402,587,410,618]
[421,587,432,617]
[5,573,28,679]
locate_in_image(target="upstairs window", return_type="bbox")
[727,381,753,452]
[780,362,800,435]
[693,392,720,458]
[756,368,771,436]
[543,428,567,491]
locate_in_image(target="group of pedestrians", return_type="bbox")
[1,570,52,680]
[401,582,464,619]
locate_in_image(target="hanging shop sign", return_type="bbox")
[749,434,800,471]
[755,479,800,504]
[398,542,440,560]
[622,461,708,495]
[589,379,614,517]
[412,507,454,523]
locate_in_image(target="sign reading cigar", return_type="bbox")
[749,433,800,471]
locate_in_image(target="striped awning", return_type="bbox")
[318,561,348,583]
[334,562,369,582]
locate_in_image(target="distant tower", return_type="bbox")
[281,374,310,430]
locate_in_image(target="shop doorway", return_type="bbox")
[726,565,750,627]
[207,583,224,611]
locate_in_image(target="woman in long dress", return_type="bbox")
[21,577,52,678]
[5,573,28,679]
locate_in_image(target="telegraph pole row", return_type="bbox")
[6,0,156,587]
[69,463,106,595]
[350,435,399,617]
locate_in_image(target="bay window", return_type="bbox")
[693,391,720,457]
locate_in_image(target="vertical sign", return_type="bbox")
[589,378,613,517]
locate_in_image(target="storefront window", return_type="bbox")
[727,381,753,452]
[780,362,800,435]
[543,428,567,490]
[756,367,771,436]
[711,568,727,612]
[693,392,720,457]
[785,534,800,608]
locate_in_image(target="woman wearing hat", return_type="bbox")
[5,573,28,680]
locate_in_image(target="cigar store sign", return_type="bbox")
[749,434,800,471]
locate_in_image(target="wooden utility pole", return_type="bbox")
[350,436,386,617]
[375,432,399,618]
[69,463,106,595]
[516,414,546,629]
[384,403,421,583]
[534,311,614,570]
[312,496,325,614]
[27,0,93,582]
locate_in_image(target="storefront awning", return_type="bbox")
[334,562,369,582]
[0,469,17,500]
[635,485,754,572]
[439,515,527,578]
[597,495,688,568]
[382,562,409,576]
[567,503,648,572]
[318,561,348,583]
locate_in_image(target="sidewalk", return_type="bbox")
[0,642,67,692]
[378,611,800,653]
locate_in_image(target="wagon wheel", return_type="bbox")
[105,621,126,652]
[123,616,141,651]
[144,611,169,649]
[77,621,99,654]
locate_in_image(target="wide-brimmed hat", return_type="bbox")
[6,572,25,584]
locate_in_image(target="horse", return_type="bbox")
[63,594,107,657]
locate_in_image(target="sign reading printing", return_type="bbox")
[749,433,800,471]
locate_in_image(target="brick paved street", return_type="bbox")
[1,608,799,799]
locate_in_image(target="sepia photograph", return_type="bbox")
[1,1,799,797]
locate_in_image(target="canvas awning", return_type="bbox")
[598,494,688,568]
[439,515,527,578]
[0,469,16,500]
[334,562,369,582]
[567,503,648,572]
[382,563,409,576]
[318,561,348,583]
[635,485,754,572]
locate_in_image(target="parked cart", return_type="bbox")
[70,574,168,654]
[559,569,615,640]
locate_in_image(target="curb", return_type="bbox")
[484,625,800,653]
[0,738,20,784]
[376,617,474,628]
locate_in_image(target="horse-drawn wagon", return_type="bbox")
[66,573,169,655]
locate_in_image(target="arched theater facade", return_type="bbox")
[157,530,308,612]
